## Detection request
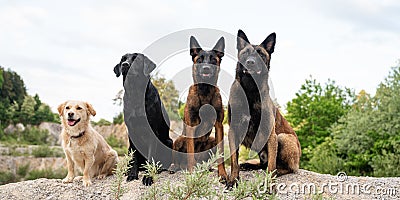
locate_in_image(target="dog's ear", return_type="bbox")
[143,55,156,76]
[85,102,97,116]
[237,29,250,51]
[212,37,225,58]
[190,36,202,61]
[260,32,276,54]
[57,102,66,116]
[114,64,121,77]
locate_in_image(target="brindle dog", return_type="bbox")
[171,36,228,182]
[227,30,301,187]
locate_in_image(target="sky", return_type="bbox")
[0,0,399,121]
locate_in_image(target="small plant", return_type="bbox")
[308,192,334,200]
[111,151,134,200]
[231,168,276,200]
[142,150,226,200]
[17,163,30,178]
[143,158,162,182]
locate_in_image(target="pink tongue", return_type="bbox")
[68,120,75,126]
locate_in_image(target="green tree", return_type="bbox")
[310,62,400,177]
[151,73,179,118]
[0,67,4,89]
[113,73,180,122]
[113,112,124,124]
[285,77,354,168]
[33,104,57,125]
[0,69,27,105]
[33,94,41,111]
[20,95,36,125]
[5,101,19,125]
[1,68,27,126]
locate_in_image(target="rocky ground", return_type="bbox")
[0,169,398,200]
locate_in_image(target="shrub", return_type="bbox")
[106,135,128,156]
[31,145,64,158]
[92,118,112,126]
[26,168,67,180]
[17,163,30,178]
[113,112,124,124]
[0,171,16,185]
[21,127,49,145]
[111,151,133,200]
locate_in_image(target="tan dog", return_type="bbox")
[58,100,118,187]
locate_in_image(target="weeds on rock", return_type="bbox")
[111,151,133,200]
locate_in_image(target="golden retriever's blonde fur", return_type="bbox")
[58,100,118,187]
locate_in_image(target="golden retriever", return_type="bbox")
[58,100,118,187]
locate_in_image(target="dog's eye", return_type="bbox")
[256,49,265,58]
[196,57,202,63]
[76,107,82,110]
[65,106,70,110]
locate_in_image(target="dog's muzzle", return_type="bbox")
[67,114,81,126]
[199,66,213,77]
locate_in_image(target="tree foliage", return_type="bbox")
[0,67,57,128]
[285,76,354,168]
[113,73,180,121]
[308,62,400,177]
[151,73,179,119]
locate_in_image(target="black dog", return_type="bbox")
[171,36,228,182]
[114,53,173,186]
[227,30,278,187]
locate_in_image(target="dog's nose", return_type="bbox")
[202,66,211,72]
[121,61,130,68]
[68,112,74,117]
[246,58,256,66]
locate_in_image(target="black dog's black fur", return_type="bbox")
[114,53,173,186]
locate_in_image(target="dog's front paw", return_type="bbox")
[218,174,228,184]
[82,177,92,187]
[239,162,260,171]
[142,175,154,186]
[225,176,239,190]
[62,176,74,183]
[73,176,83,182]
[97,174,107,180]
[126,174,138,182]
[168,163,181,174]
[225,180,237,190]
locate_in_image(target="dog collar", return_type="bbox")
[70,131,85,139]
